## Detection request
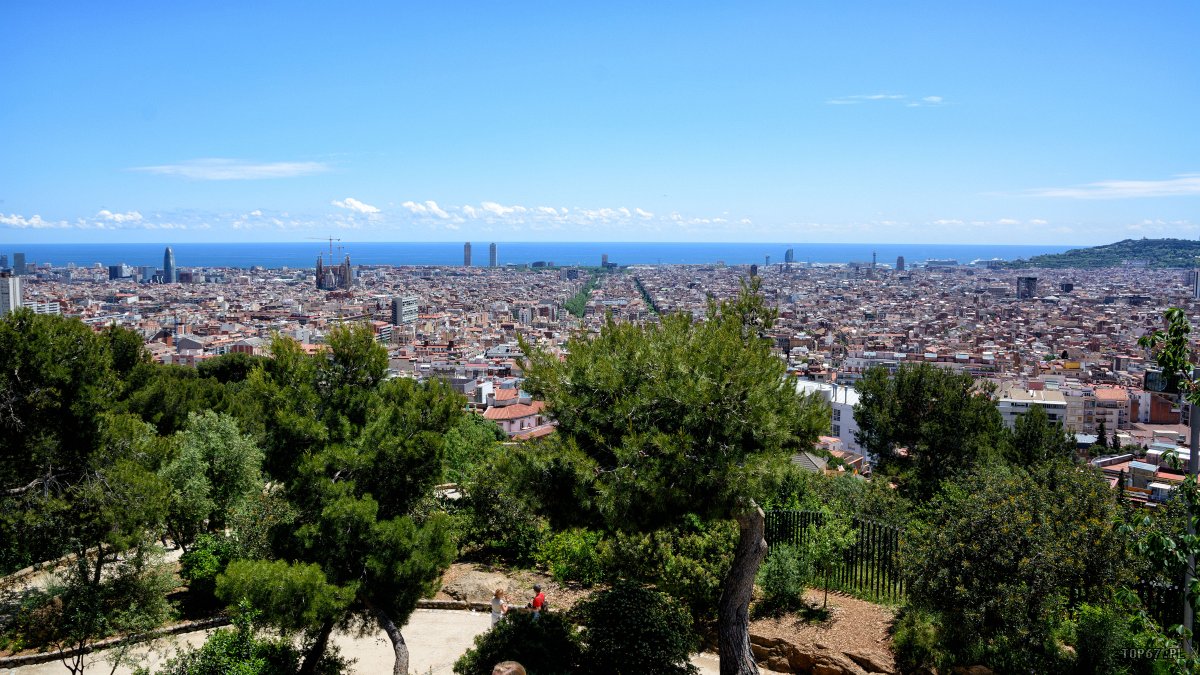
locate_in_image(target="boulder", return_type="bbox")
[788,645,816,672]
[844,649,896,674]
[442,570,522,604]
[767,655,793,672]
[812,651,868,675]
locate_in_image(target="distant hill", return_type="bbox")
[1004,238,1200,269]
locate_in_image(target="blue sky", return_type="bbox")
[2,2,1197,244]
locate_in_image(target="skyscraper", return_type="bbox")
[0,273,21,316]
[601,253,608,267]
[0,254,7,269]
[896,255,905,272]
[163,247,177,283]
[391,295,419,324]
[489,243,497,267]
[464,242,472,267]
[1016,276,1038,300]
[784,248,794,264]
[13,253,26,276]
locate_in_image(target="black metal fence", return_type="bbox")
[1138,581,1184,630]
[764,509,905,603]
[766,510,1185,628]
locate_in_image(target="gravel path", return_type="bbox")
[3,609,764,675]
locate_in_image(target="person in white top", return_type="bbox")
[490,588,509,625]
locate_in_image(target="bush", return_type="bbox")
[903,462,1128,670]
[755,544,809,614]
[891,608,947,673]
[462,481,547,565]
[453,612,581,675]
[537,528,605,586]
[577,582,699,675]
[140,603,349,675]
[180,533,238,604]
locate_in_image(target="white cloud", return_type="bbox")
[332,197,380,214]
[828,93,905,105]
[1028,173,1200,199]
[95,209,143,223]
[996,218,1020,226]
[133,158,329,180]
[1029,218,1048,225]
[249,209,263,217]
[482,201,521,217]
[424,201,450,219]
[932,219,963,226]
[636,208,654,218]
[830,93,946,107]
[0,213,67,229]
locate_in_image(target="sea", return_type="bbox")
[3,242,1075,270]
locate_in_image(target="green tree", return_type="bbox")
[853,363,1005,499]
[804,510,858,611]
[1097,419,1110,451]
[1005,405,1077,466]
[178,411,263,530]
[904,461,1127,671]
[219,326,460,675]
[521,278,828,675]
[442,413,505,485]
[577,582,699,675]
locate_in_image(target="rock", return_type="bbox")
[844,648,896,674]
[767,655,793,672]
[442,570,522,604]
[788,644,815,671]
[812,651,868,675]
[751,643,772,660]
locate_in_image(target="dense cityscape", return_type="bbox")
[4,2,1198,674]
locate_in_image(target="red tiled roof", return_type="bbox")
[483,401,545,420]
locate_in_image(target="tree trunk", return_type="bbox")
[718,503,766,675]
[370,602,410,675]
[299,619,334,675]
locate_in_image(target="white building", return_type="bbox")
[997,385,1067,428]
[796,380,863,456]
[0,275,21,316]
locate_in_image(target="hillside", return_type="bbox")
[1004,238,1200,269]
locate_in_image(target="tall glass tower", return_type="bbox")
[163,246,177,283]
[489,242,497,267]
[464,242,472,267]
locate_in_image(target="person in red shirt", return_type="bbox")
[527,584,546,617]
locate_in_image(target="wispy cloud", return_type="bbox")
[1028,174,1200,199]
[132,158,329,180]
[0,211,210,231]
[827,93,946,107]
[332,197,380,214]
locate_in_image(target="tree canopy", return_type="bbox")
[521,278,828,675]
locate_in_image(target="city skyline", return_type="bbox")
[2,2,1197,245]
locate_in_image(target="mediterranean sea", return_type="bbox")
[5,242,1075,270]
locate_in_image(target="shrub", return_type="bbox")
[453,612,581,675]
[462,481,547,565]
[180,533,238,604]
[891,608,947,673]
[577,582,699,675]
[140,603,349,675]
[537,528,605,586]
[756,544,809,614]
